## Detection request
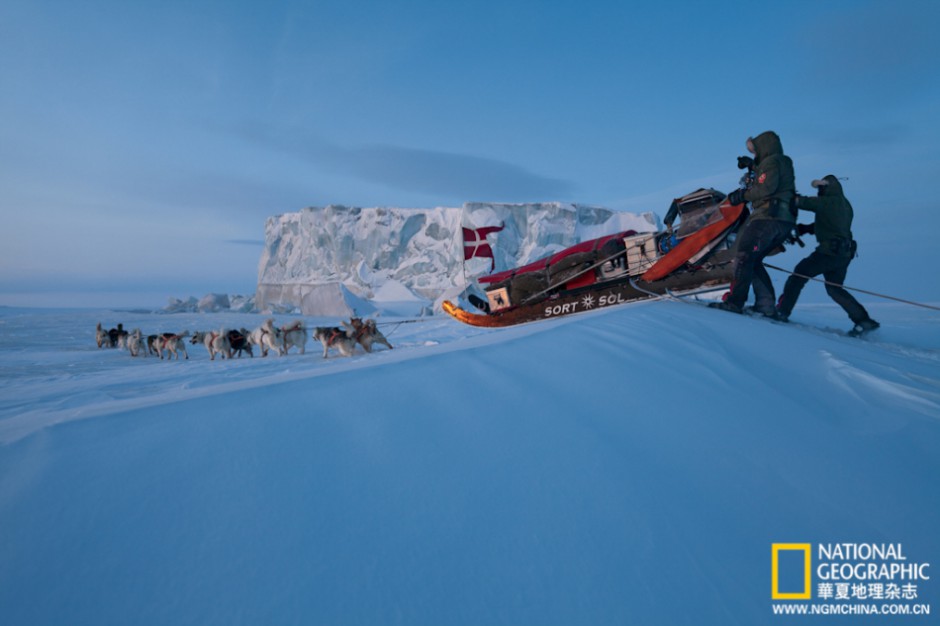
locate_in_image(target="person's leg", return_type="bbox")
[725,220,779,310]
[777,251,825,318]
[822,258,872,325]
[750,262,777,314]
[748,220,792,314]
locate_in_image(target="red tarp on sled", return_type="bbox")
[478,230,637,285]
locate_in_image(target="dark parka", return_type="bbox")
[795,174,855,257]
[743,130,796,223]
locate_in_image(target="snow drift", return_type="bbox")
[0,300,938,625]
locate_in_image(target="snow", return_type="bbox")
[1,299,939,625]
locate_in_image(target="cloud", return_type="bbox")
[235,124,577,202]
[352,143,577,201]
[108,169,313,219]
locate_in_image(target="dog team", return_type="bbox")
[95,317,393,360]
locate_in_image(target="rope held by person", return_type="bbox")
[764,263,940,312]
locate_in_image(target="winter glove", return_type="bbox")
[796,223,815,236]
[737,155,754,170]
[727,188,746,206]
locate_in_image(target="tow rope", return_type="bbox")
[764,263,940,312]
[375,317,435,338]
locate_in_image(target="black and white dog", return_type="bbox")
[313,326,358,358]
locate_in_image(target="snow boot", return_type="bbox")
[847,319,880,338]
[708,301,743,314]
[744,305,779,319]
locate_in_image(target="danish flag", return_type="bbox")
[462,223,505,270]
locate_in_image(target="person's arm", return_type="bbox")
[743,158,780,204]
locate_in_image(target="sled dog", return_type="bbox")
[228,329,253,357]
[153,331,190,360]
[249,319,284,357]
[96,323,112,348]
[126,328,145,357]
[147,333,176,357]
[281,320,307,355]
[191,329,233,360]
[313,326,358,358]
[96,322,127,348]
[343,317,394,353]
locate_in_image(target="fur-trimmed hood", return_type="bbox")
[741,130,795,221]
[748,130,783,164]
[812,174,844,197]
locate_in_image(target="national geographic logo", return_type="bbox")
[772,543,931,601]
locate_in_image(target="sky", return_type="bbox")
[1,0,939,307]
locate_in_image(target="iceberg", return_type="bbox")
[256,202,658,315]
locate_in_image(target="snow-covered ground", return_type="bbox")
[1,300,939,625]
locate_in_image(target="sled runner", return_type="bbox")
[443,189,747,328]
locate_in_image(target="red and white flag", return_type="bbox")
[462,223,504,270]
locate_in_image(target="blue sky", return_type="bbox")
[1,0,939,307]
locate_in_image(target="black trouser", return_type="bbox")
[777,249,871,323]
[727,218,793,312]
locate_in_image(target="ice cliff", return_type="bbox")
[256,203,658,316]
